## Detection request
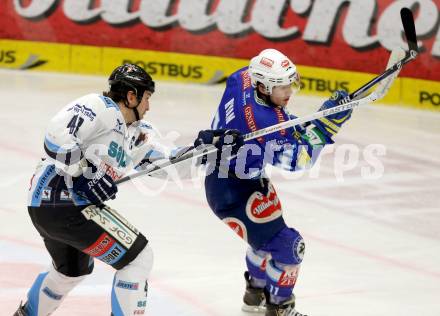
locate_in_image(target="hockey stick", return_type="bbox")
[115,72,394,185]
[115,8,418,185]
[345,8,419,102]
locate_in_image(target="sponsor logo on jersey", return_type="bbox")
[108,141,128,168]
[260,258,267,271]
[278,267,299,287]
[274,108,286,136]
[101,162,123,181]
[101,96,119,109]
[82,205,138,249]
[222,217,248,242]
[112,118,124,135]
[59,190,71,201]
[83,233,116,257]
[33,165,55,202]
[116,280,139,290]
[67,104,96,121]
[98,243,127,265]
[41,188,52,201]
[244,105,264,143]
[260,57,274,68]
[241,70,251,91]
[246,184,282,223]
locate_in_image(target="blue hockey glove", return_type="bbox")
[312,90,353,139]
[194,129,244,152]
[73,164,118,205]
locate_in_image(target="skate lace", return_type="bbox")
[284,305,307,316]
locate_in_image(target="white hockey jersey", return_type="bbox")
[28,93,189,207]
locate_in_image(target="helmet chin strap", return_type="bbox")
[124,100,141,122]
[132,106,141,121]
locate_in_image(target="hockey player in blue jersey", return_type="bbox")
[201,49,353,316]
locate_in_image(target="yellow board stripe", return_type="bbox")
[1,39,439,111]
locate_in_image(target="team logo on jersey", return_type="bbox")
[260,57,274,68]
[293,236,305,263]
[41,188,52,201]
[223,217,248,242]
[281,59,290,68]
[245,184,282,223]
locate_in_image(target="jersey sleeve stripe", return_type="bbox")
[44,138,83,166]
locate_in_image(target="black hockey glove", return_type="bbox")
[194,129,244,153]
[73,164,118,206]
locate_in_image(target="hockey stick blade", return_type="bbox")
[348,8,418,102]
[400,8,419,55]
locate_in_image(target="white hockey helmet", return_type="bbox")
[248,49,300,95]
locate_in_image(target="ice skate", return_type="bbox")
[264,290,307,316]
[242,271,266,313]
[13,302,27,316]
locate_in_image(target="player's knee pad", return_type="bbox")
[245,247,269,281]
[26,266,86,315]
[112,245,153,316]
[263,227,305,265]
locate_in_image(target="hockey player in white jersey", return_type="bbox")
[14,64,240,316]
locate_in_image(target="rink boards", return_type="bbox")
[1,39,439,111]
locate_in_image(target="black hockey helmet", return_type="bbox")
[108,64,155,101]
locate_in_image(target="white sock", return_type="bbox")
[26,266,86,315]
[111,245,154,315]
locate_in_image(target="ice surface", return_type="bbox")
[1,70,439,315]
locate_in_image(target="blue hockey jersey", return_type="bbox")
[211,67,322,179]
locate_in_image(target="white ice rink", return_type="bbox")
[1,70,439,316]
